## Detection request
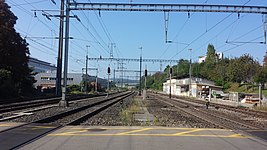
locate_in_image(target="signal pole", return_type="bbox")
[107,66,111,97]
[169,66,172,99]
[143,67,147,100]
[139,47,142,96]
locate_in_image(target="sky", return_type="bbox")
[5,0,267,79]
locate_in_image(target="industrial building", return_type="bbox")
[163,77,223,98]
[28,57,57,73]
[34,73,83,89]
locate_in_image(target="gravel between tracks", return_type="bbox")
[145,97,218,128]
[80,95,218,128]
[80,95,134,126]
[5,94,122,123]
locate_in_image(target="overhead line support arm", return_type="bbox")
[69,3,267,14]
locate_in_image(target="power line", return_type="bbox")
[8,0,47,6]
[192,14,249,56]
[227,24,263,43]
[222,36,264,53]
[158,0,210,59]
[8,0,59,38]
[167,0,253,61]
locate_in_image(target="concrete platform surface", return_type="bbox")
[19,126,267,150]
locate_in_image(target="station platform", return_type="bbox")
[0,125,263,150]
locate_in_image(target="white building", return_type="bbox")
[198,52,223,63]
[198,56,207,63]
[163,77,223,98]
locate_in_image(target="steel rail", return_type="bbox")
[150,93,262,130]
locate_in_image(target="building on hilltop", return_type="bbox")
[198,52,223,63]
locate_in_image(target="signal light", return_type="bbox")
[107,67,111,74]
[170,68,173,74]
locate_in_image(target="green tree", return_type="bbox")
[0,0,35,98]
[205,44,217,64]
[253,66,267,87]
[226,54,260,83]
[176,59,190,78]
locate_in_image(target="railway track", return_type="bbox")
[0,92,117,114]
[150,93,264,130]
[0,91,135,150]
[156,92,267,120]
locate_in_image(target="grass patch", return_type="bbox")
[119,98,140,123]
[254,105,267,112]
[262,89,267,97]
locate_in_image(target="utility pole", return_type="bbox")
[95,68,98,92]
[60,0,70,107]
[56,0,64,96]
[113,68,116,85]
[169,66,172,99]
[176,62,179,79]
[85,45,89,94]
[122,62,124,88]
[109,43,115,58]
[139,47,142,96]
[259,83,262,106]
[189,48,192,97]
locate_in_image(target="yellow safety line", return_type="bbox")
[116,128,152,135]
[30,126,55,129]
[48,133,248,138]
[58,129,88,135]
[0,124,14,127]
[64,127,228,131]
[172,128,204,135]
[227,134,247,138]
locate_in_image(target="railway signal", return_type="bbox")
[169,67,172,99]
[107,66,111,97]
[143,68,148,100]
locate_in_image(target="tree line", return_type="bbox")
[144,44,267,91]
[0,0,35,99]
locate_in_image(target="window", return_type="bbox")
[41,77,49,80]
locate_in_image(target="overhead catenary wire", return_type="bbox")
[8,0,57,34]
[158,0,209,59]
[192,14,249,56]
[8,0,47,7]
[167,0,252,62]
[86,0,122,58]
